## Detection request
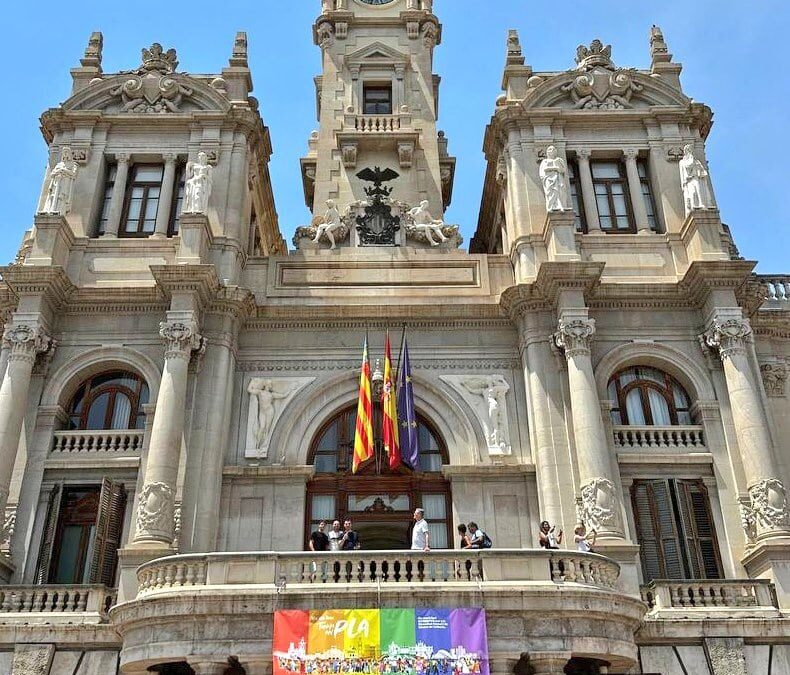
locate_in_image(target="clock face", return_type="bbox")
[358,0,396,5]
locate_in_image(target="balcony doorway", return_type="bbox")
[306,405,452,551]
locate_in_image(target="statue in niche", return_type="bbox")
[41,147,78,215]
[461,375,511,454]
[313,199,345,249]
[539,146,571,212]
[406,201,449,247]
[247,379,294,450]
[679,144,714,215]
[183,152,213,215]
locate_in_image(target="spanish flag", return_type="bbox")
[352,337,374,474]
[382,331,401,470]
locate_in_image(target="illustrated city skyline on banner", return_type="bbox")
[273,609,490,675]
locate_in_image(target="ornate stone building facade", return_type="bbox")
[0,2,788,674]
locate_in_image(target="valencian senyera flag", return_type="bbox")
[397,337,420,470]
[382,331,401,470]
[352,337,374,474]
[273,608,490,675]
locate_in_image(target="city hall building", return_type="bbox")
[0,1,788,674]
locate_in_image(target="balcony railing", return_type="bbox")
[760,275,789,306]
[641,580,779,618]
[354,114,403,133]
[51,429,144,454]
[0,585,116,622]
[136,549,621,597]
[613,425,705,451]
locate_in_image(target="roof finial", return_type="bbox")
[506,30,525,66]
[80,32,103,71]
[650,25,672,65]
[230,31,249,68]
[575,39,614,70]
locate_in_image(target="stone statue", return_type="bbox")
[313,199,345,249]
[41,147,78,215]
[407,201,448,246]
[539,146,571,212]
[461,375,511,453]
[183,152,213,214]
[247,378,293,449]
[679,144,713,215]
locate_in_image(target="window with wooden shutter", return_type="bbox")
[34,484,62,584]
[89,479,127,587]
[631,479,723,582]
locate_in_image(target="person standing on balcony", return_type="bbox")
[412,508,431,551]
[328,520,343,551]
[309,521,330,551]
[539,520,563,549]
[340,518,360,550]
[574,523,597,553]
[458,523,471,549]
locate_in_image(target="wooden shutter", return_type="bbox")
[675,480,723,580]
[631,479,684,582]
[34,484,62,584]
[89,479,127,586]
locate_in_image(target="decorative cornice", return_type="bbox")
[150,264,220,308]
[679,260,756,303]
[534,261,605,306]
[0,266,76,308]
[237,358,520,374]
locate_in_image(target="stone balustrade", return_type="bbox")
[641,580,779,618]
[613,425,705,451]
[0,585,116,621]
[136,549,621,597]
[761,275,790,305]
[51,429,144,454]
[355,114,403,133]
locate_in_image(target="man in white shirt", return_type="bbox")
[411,508,430,551]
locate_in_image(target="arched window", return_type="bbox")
[306,405,451,551]
[67,371,149,430]
[608,366,692,426]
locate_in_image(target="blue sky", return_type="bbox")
[2,0,787,272]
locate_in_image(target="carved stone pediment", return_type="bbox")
[110,44,193,113]
[561,43,642,110]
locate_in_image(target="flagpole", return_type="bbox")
[395,323,407,382]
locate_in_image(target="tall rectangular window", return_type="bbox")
[121,165,163,236]
[363,84,393,115]
[567,161,587,232]
[591,161,634,232]
[168,165,186,236]
[638,160,660,232]
[35,480,127,587]
[631,478,723,583]
[96,164,117,236]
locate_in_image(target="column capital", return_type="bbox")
[3,324,53,364]
[553,318,595,358]
[576,147,592,161]
[115,152,131,164]
[526,652,572,675]
[702,317,752,360]
[159,320,204,360]
[623,147,640,161]
[162,153,178,164]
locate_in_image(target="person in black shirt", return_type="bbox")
[309,520,330,551]
[340,518,360,550]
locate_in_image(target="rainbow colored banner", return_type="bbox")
[274,609,489,675]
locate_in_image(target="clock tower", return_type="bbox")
[299,0,456,247]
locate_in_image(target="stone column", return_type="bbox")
[702,317,790,541]
[576,149,601,232]
[153,154,178,238]
[225,142,248,242]
[0,324,52,518]
[133,320,202,545]
[554,317,624,539]
[102,153,130,238]
[527,652,572,675]
[623,149,651,234]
